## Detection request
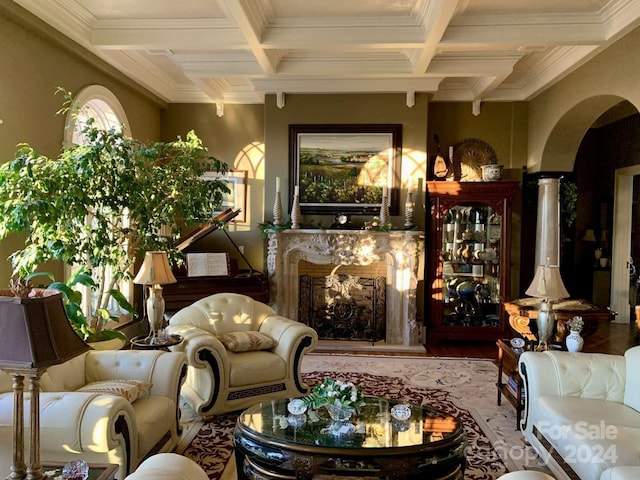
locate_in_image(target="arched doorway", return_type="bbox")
[537,95,640,323]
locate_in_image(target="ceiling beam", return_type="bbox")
[220,0,277,76]
[411,0,458,75]
[251,78,442,94]
[442,14,605,46]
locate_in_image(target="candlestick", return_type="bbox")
[273,191,283,225]
[380,192,390,226]
[291,187,301,229]
[404,191,415,229]
[275,176,280,193]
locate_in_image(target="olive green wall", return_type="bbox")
[427,102,529,174]
[161,103,265,270]
[0,1,165,286]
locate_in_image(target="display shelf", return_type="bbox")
[426,181,519,342]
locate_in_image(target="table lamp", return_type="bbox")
[525,263,570,350]
[133,251,176,343]
[0,281,90,480]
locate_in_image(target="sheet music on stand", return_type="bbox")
[186,252,230,277]
[174,207,260,275]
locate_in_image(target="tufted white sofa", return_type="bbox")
[0,349,186,480]
[125,453,208,480]
[519,347,640,480]
[167,292,318,417]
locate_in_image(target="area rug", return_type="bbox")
[175,354,540,480]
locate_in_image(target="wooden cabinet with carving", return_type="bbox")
[426,181,519,343]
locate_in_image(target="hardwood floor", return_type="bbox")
[425,321,637,359]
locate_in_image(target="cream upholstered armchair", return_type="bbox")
[166,292,318,417]
[0,350,187,480]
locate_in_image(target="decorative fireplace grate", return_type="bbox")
[299,273,386,343]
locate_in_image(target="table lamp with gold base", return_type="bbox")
[133,251,177,344]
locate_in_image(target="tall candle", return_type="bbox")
[294,185,299,196]
[407,177,413,193]
[275,176,280,193]
[382,186,387,198]
[449,146,453,159]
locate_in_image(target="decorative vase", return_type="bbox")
[325,404,356,436]
[326,404,355,422]
[566,330,584,352]
[481,164,503,181]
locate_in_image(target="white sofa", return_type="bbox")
[0,349,187,480]
[125,453,208,480]
[519,347,640,480]
[167,292,317,417]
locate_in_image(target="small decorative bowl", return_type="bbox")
[390,404,411,421]
[287,398,308,415]
[481,164,504,182]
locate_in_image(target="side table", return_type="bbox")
[130,334,183,351]
[496,339,526,430]
[43,462,118,480]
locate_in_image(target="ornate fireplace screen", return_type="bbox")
[299,271,386,343]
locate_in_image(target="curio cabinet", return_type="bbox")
[426,181,519,342]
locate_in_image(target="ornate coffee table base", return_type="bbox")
[235,440,466,480]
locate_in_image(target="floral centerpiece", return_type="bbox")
[568,316,584,332]
[303,377,365,421]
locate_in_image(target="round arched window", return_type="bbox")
[64,85,131,145]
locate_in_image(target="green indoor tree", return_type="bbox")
[0,92,229,341]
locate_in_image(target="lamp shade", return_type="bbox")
[582,229,597,242]
[133,251,177,285]
[525,265,570,300]
[0,289,90,369]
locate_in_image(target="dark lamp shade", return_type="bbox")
[0,289,90,369]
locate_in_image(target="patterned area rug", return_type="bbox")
[175,354,539,480]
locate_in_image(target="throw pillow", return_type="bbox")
[217,331,278,352]
[77,379,152,403]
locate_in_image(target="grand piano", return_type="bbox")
[162,209,270,313]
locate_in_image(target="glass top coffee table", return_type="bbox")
[234,396,467,480]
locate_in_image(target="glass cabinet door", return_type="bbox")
[440,203,502,328]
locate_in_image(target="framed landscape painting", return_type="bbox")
[289,124,402,215]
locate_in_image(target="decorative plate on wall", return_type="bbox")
[453,138,498,182]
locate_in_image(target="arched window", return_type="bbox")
[63,85,133,319]
[64,85,131,144]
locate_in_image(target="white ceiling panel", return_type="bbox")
[13,0,640,104]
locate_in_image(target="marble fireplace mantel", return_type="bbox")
[266,229,424,348]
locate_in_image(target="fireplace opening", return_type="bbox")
[298,266,386,342]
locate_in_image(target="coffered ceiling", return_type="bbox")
[14,0,640,106]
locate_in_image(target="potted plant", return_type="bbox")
[0,91,229,342]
